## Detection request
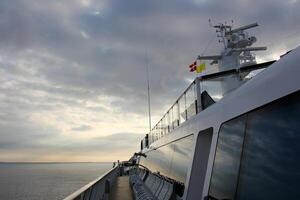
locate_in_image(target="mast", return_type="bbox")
[198,22,267,95]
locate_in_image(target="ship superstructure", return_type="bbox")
[63,22,300,200]
[142,22,268,147]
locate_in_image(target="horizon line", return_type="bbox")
[0,161,114,164]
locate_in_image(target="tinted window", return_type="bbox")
[209,116,247,199]
[236,92,300,199]
[209,91,300,200]
[140,143,173,176]
[139,135,193,184]
[170,136,194,183]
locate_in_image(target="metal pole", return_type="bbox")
[145,50,152,132]
[196,77,202,113]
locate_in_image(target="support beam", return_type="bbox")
[197,55,222,60]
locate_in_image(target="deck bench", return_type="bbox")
[129,168,177,200]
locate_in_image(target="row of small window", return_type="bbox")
[149,83,197,143]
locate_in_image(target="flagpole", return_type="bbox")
[145,49,152,132]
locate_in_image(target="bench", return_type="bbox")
[129,167,178,200]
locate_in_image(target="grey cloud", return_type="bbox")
[0,130,143,160]
[64,133,144,154]
[0,0,300,161]
[71,125,92,132]
[0,119,60,150]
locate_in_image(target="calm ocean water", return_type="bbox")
[0,163,113,200]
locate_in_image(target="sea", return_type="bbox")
[0,162,113,200]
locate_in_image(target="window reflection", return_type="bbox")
[172,103,179,128]
[201,80,224,102]
[170,136,194,183]
[209,116,247,200]
[236,92,300,200]
[139,135,194,184]
[186,84,197,119]
[179,95,187,123]
[209,91,300,200]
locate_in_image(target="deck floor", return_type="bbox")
[110,176,133,200]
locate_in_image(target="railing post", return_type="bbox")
[196,77,202,113]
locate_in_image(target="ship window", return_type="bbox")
[161,117,165,136]
[170,107,174,130]
[186,83,197,119]
[153,126,157,141]
[162,116,168,136]
[170,135,194,183]
[172,103,179,128]
[139,135,194,184]
[157,121,162,139]
[236,91,300,200]
[167,111,171,133]
[208,91,300,200]
[208,115,247,200]
[201,79,224,102]
[179,94,187,123]
[139,143,173,176]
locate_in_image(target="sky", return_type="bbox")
[0,0,300,162]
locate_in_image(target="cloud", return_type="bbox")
[0,0,300,161]
[0,132,143,162]
[71,125,92,131]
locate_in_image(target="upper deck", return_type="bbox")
[141,60,275,148]
[141,22,271,148]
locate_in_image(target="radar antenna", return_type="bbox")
[198,22,267,70]
[197,22,267,96]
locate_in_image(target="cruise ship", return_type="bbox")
[63,22,300,200]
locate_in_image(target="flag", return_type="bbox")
[196,63,206,73]
[190,66,196,72]
[189,61,197,72]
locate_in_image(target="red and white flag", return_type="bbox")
[189,61,197,72]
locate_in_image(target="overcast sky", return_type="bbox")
[0,0,299,162]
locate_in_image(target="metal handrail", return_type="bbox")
[63,166,119,200]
